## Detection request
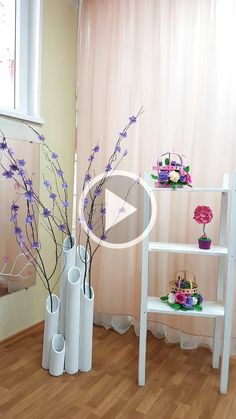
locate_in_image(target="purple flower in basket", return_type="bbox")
[158,171,169,183]
[183,296,194,309]
[177,279,185,288]
[180,175,186,183]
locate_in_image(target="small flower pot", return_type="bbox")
[198,238,211,250]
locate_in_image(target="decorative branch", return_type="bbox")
[78,107,144,297]
[0,127,73,311]
[0,253,34,288]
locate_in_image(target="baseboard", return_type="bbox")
[0,320,44,347]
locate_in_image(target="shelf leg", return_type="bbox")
[138,309,148,386]
[212,318,221,369]
[213,256,224,369]
[220,176,236,394]
[220,324,231,394]
[220,257,235,394]
[138,173,151,387]
[138,246,149,386]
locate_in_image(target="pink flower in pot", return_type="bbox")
[193,205,213,249]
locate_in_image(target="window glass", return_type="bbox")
[0,0,16,109]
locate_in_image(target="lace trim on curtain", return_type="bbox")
[94,311,236,355]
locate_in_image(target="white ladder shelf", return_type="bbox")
[138,173,236,394]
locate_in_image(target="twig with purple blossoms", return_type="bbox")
[78,107,144,297]
[0,127,73,311]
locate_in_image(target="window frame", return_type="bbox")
[0,0,43,124]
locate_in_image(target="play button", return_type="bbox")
[105,189,137,230]
[78,170,157,249]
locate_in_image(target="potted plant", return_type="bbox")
[193,205,213,249]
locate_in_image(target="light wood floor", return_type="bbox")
[1,325,236,419]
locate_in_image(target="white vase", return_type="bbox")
[79,282,94,372]
[59,235,76,336]
[65,266,81,374]
[76,245,90,285]
[49,334,65,376]
[42,294,60,370]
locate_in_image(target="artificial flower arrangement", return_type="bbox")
[151,152,192,189]
[193,205,213,250]
[0,110,144,306]
[160,270,203,311]
[1,112,144,377]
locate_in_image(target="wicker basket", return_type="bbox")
[153,152,188,174]
[152,151,192,188]
[169,270,198,296]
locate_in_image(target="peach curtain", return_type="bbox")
[76,0,236,350]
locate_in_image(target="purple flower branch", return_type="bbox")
[78,107,144,296]
[1,125,74,312]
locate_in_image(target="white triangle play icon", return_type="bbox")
[105,189,137,231]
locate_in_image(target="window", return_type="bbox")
[0,0,42,123]
[0,0,15,109]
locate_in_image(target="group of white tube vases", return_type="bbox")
[41,237,94,376]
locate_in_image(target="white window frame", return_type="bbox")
[0,0,43,124]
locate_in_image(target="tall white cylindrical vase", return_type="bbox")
[76,245,90,285]
[59,236,76,336]
[49,334,65,376]
[65,266,81,374]
[79,282,94,372]
[42,294,60,370]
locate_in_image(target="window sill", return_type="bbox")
[0,109,44,125]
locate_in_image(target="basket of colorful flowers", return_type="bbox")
[151,152,192,189]
[160,270,203,311]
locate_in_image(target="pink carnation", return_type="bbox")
[193,205,213,225]
[174,292,186,304]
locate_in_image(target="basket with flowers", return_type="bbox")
[160,270,203,311]
[151,152,192,189]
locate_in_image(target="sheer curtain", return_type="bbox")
[76,0,236,352]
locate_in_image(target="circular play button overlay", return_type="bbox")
[78,170,157,249]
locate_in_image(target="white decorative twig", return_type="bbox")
[0,253,34,284]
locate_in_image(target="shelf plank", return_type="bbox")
[147,297,224,318]
[149,242,228,256]
[151,187,230,193]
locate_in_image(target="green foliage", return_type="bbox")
[194,305,202,311]
[160,295,168,301]
[151,174,158,180]
[184,165,190,173]
[165,158,169,165]
[169,303,181,310]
